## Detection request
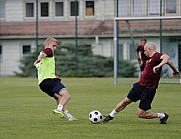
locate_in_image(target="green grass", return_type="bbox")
[0,77,181,139]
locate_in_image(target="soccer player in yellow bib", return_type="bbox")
[34,37,77,121]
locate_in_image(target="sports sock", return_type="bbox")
[109,109,117,117]
[157,113,165,119]
[57,104,63,112]
[64,110,73,118]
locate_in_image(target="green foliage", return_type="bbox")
[14,45,44,77]
[56,44,115,77]
[15,44,136,77]
[14,53,37,77]
[118,59,137,77]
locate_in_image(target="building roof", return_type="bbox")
[0,20,114,38]
[1,20,181,38]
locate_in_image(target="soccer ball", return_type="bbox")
[89,110,103,124]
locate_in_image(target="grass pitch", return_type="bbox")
[0,77,181,139]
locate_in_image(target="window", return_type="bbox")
[133,0,143,16]
[118,0,127,17]
[23,45,31,56]
[0,1,5,18]
[166,0,176,14]
[41,2,49,17]
[55,2,64,16]
[148,0,160,15]
[86,1,94,16]
[70,1,79,16]
[26,3,34,17]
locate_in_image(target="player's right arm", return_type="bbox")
[136,46,141,64]
[136,50,140,60]
[34,48,53,66]
[33,52,47,66]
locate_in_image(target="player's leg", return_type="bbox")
[59,91,78,121]
[137,108,169,124]
[102,83,139,124]
[137,108,158,119]
[102,97,132,124]
[138,88,169,124]
[57,89,71,109]
[114,97,132,112]
[53,90,77,121]
[52,79,71,112]
[53,89,71,117]
[137,89,157,119]
[63,106,78,121]
[53,94,66,118]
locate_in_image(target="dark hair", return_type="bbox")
[141,38,147,42]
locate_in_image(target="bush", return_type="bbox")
[15,44,136,77]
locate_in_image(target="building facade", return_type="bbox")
[0,0,181,76]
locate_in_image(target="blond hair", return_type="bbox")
[44,37,59,47]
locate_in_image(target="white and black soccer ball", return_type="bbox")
[89,110,102,124]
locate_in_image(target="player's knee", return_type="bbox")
[64,91,71,100]
[66,93,71,100]
[122,98,131,106]
[122,100,128,106]
[59,90,71,100]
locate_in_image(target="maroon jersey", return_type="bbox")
[43,48,53,57]
[139,52,163,89]
[136,45,148,64]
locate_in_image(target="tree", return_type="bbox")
[15,44,136,77]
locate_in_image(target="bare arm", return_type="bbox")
[136,51,141,61]
[33,52,47,66]
[153,54,170,73]
[167,60,180,77]
[136,51,143,66]
[153,54,180,76]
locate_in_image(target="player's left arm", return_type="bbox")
[167,60,180,77]
[153,54,170,73]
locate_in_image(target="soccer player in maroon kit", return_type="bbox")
[102,42,179,124]
[136,38,148,72]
